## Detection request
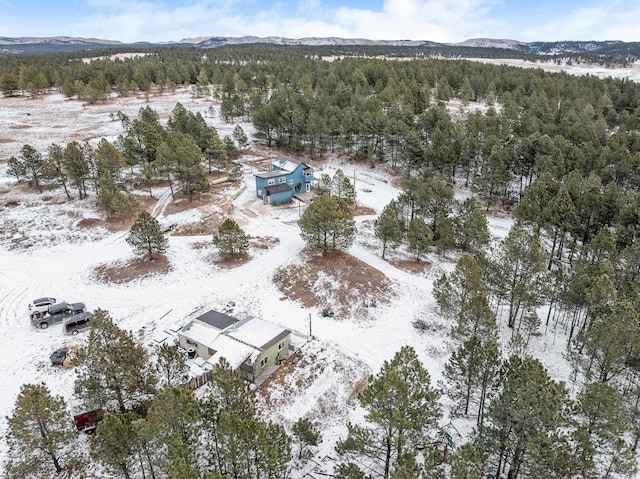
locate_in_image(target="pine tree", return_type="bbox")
[7,155,27,182]
[4,383,78,477]
[416,173,454,233]
[213,218,250,259]
[577,299,639,383]
[374,200,403,259]
[233,124,248,148]
[334,463,367,479]
[407,217,432,262]
[157,132,210,202]
[480,355,567,479]
[18,144,44,192]
[457,197,490,252]
[126,211,168,259]
[441,337,500,424]
[491,224,548,328]
[95,138,125,186]
[256,421,292,479]
[541,186,579,268]
[442,336,479,417]
[514,172,558,226]
[336,346,441,478]
[222,135,240,161]
[573,381,636,478]
[333,169,356,207]
[449,442,487,479]
[155,342,189,387]
[315,173,333,196]
[474,339,501,427]
[228,164,243,182]
[460,78,474,106]
[299,195,356,254]
[98,175,138,223]
[43,143,71,199]
[64,141,89,198]
[146,386,201,477]
[90,412,139,479]
[292,417,321,459]
[200,358,256,475]
[433,254,496,342]
[74,309,157,413]
[435,217,455,257]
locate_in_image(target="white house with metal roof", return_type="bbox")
[177,310,291,383]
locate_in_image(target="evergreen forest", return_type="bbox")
[3,44,640,478]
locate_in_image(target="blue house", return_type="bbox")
[254,155,314,205]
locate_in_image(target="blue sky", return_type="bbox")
[2,0,639,44]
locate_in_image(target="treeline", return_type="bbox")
[4,48,640,204]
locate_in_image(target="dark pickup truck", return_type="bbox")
[31,302,86,329]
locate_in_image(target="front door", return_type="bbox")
[306,183,311,192]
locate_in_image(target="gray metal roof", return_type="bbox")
[254,171,285,179]
[195,310,239,330]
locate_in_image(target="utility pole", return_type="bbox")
[353,169,357,213]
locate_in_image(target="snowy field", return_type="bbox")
[469,57,640,83]
[0,59,626,474]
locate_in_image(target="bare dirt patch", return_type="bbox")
[93,255,171,284]
[174,211,223,236]
[216,253,251,269]
[250,235,279,250]
[258,349,317,408]
[273,250,392,318]
[354,205,376,216]
[76,217,105,229]
[388,258,432,274]
[255,341,371,424]
[202,235,280,268]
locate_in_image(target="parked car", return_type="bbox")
[50,347,68,366]
[321,308,335,318]
[29,297,56,310]
[28,297,57,318]
[62,311,91,335]
[32,302,86,329]
[72,406,104,434]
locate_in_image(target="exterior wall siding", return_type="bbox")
[255,163,313,203]
[253,336,290,378]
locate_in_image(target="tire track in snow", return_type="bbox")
[0,285,29,332]
[150,187,174,219]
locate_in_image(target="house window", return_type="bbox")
[186,339,198,348]
[278,341,286,350]
[279,177,286,184]
[267,179,275,186]
[260,357,268,367]
[288,179,293,185]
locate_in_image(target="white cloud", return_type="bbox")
[521,3,640,42]
[331,0,503,42]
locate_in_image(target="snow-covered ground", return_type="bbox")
[469,57,640,83]
[0,81,600,475]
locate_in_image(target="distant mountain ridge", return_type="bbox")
[1,35,639,58]
[0,36,121,46]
